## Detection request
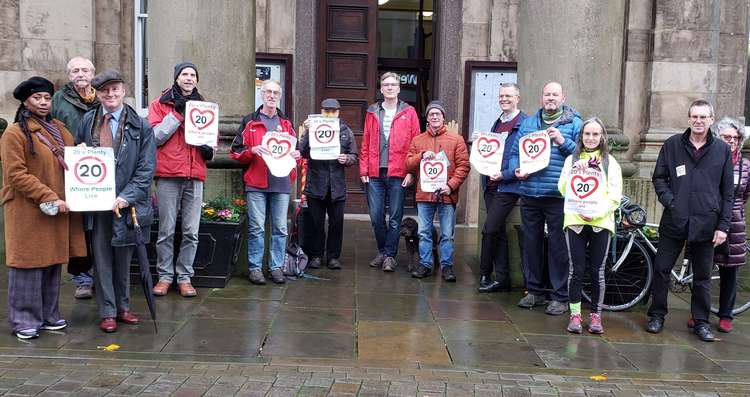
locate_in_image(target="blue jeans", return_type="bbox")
[417,202,456,269]
[366,171,406,257]
[71,271,93,287]
[246,191,290,270]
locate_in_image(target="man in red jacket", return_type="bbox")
[360,72,420,272]
[148,62,214,298]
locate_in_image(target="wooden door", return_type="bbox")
[317,0,377,213]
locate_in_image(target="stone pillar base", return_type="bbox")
[633,129,680,177]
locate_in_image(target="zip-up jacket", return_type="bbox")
[405,126,470,204]
[359,100,420,178]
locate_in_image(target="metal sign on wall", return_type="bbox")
[467,66,517,141]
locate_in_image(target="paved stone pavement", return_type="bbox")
[0,220,749,395]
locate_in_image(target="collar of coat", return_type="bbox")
[250,105,287,122]
[426,124,447,137]
[681,126,717,148]
[366,99,410,115]
[62,83,99,110]
[533,105,580,127]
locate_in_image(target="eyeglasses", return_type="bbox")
[690,115,711,121]
[381,83,399,87]
[263,90,281,97]
[427,112,443,118]
[721,135,739,142]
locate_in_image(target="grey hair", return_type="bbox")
[715,116,748,146]
[66,57,95,74]
[379,72,401,83]
[260,79,282,92]
[499,82,520,96]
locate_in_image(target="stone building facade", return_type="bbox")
[1,0,748,225]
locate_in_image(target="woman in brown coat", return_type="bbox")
[1,77,85,339]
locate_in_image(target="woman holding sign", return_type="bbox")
[558,117,622,334]
[1,77,85,339]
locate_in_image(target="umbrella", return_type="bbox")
[128,206,158,332]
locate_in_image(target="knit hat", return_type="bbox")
[425,100,446,118]
[174,61,199,82]
[13,76,54,102]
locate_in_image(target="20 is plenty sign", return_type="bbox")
[64,147,116,211]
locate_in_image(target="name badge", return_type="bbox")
[676,165,686,177]
[735,173,740,185]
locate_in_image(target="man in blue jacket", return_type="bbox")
[508,82,582,315]
[478,83,527,293]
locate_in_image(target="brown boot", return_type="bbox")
[152,281,170,296]
[178,282,197,297]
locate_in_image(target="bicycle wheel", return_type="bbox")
[582,233,653,311]
[709,241,750,316]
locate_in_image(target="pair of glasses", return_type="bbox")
[263,90,281,97]
[690,115,711,121]
[381,83,399,87]
[721,135,739,142]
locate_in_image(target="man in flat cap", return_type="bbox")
[299,99,358,269]
[148,61,213,298]
[75,70,156,333]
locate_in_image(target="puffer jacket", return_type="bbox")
[51,83,98,133]
[299,120,358,202]
[359,100,420,178]
[405,126,470,204]
[507,106,582,198]
[714,157,750,267]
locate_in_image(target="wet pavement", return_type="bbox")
[0,220,749,395]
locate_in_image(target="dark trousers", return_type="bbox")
[565,227,611,314]
[480,191,519,282]
[520,196,569,301]
[305,193,345,259]
[718,266,738,320]
[92,212,134,319]
[648,235,713,324]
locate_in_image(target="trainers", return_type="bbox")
[40,319,67,331]
[545,300,568,316]
[588,313,604,334]
[411,264,433,279]
[382,257,397,272]
[369,253,385,268]
[270,268,286,284]
[441,266,457,282]
[15,329,39,340]
[718,318,733,333]
[566,314,582,334]
[308,257,322,269]
[517,293,547,308]
[248,269,267,285]
[74,284,93,299]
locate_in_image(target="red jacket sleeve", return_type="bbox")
[359,113,373,177]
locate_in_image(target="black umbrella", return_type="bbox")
[128,207,158,332]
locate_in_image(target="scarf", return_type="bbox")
[161,82,204,104]
[30,113,65,147]
[79,86,96,104]
[733,149,741,165]
[542,109,563,124]
[428,124,446,137]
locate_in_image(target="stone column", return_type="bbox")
[716,0,749,119]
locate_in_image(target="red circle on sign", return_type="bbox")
[74,156,107,185]
[314,124,336,144]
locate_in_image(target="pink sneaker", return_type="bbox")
[567,314,582,334]
[588,313,604,334]
[718,318,733,333]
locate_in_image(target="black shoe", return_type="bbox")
[327,258,342,270]
[442,267,457,282]
[411,264,432,279]
[478,278,502,293]
[308,257,322,269]
[646,316,664,334]
[694,324,715,342]
[248,269,267,285]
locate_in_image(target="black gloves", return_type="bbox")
[198,145,214,161]
[173,97,187,116]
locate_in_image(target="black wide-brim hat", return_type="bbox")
[13,76,54,102]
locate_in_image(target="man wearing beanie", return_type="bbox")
[405,100,470,281]
[148,61,213,298]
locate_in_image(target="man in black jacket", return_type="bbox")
[647,99,733,342]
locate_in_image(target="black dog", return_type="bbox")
[399,217,439,272]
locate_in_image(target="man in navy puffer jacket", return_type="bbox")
[507,82,582,315]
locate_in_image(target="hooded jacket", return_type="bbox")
[359,100,420,178]
[51,83,98,134]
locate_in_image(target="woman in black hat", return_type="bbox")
[0,77,86,339]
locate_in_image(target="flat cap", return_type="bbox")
[91,69,124,90]
[13,76,54,102]
[321,98,341,109]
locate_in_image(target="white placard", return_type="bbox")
[420,154,449,193]
[64,147,116,212]
[564,164,608,218]
[308,115,340,160]
[185,101,219,147]
[261,132,298,177]
[470,131,506,176]
[519,131,551,174]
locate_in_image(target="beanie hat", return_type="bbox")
[174,61,199,82]
[425,100,446,118]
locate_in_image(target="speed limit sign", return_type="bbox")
[307,115,340,160]
[65,147,116,211]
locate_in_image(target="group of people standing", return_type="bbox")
[1,58,746,344]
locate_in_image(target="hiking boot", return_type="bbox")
[308,257,322,269]
[40,319,67,331]
[517,293,547,309]
[545,300,568,316]
[566,314,582,334]
[327,258,342,270]
[441,266,457,282]
[411,264,432,279]
[369,253,385,268]
[382,257,397,272]
[248,269,267,285]
[15,328,39,340]
[718,318,733,333]
[588,313,604,334]
[74,284,93,299]
[270,269,286,284]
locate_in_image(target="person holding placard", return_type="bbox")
[478,83,527,293]
[558,117,622,334]
[1,77,86,339]
[231,79,301,285]
[148,62,214,298]
[405,101,470,281]
[299,99,358,270]
[360,72,421,272]
[507,82,583,315]
[75,70,156,333]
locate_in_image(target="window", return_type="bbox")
[134,0,148,115]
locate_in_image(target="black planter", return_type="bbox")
[130,217,245,288]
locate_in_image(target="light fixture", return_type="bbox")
[378,0,389,5]
[422,11,433,17]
